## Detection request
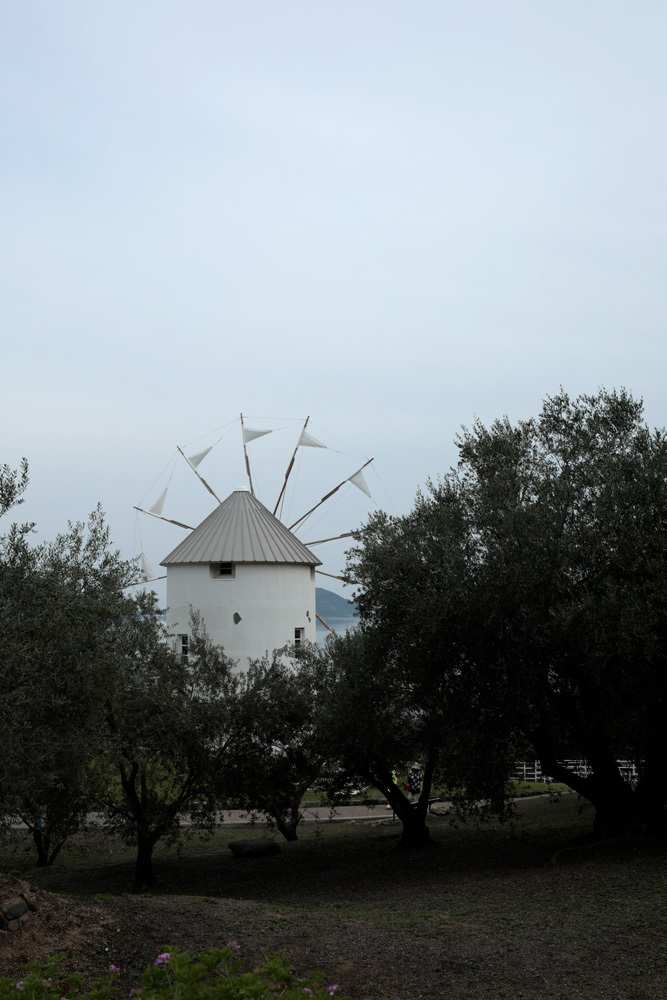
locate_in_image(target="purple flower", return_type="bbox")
[109,965,120,974]
[225,940,241,953]
[15,984,23,991]
[327,988,341,996]
[42,980,53,986]
[154,953,171,966]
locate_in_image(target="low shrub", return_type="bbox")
[0,945,348,1000]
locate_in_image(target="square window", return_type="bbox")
[210,562,235,579]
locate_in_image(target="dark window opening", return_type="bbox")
[210,561,235,579]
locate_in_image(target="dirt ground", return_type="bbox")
[2,797,667,1000]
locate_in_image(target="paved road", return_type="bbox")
[218,800,448,827]
[8,801,449,830]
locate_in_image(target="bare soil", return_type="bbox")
[2,796,667,999]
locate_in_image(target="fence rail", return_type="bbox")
[511,759,639,784]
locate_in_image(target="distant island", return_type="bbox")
[315,587,357,619]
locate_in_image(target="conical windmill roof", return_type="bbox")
[161,490,322,566]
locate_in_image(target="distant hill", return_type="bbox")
[316,587,357,619]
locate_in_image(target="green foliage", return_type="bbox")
[0,457,29,519]
[343,387,667,837]
[226,644,334,841]
[0,952,117,1000]
[311,626,443,847]
[320,479,518,845]
[452,388,667,833]
[96,611,243,888]
[0,948,348,1000]
[0,500,143,864]
[0,467,243,884]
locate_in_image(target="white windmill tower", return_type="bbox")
[161,490,321,666]
[135,415,374,670]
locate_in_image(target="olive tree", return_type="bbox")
[0,472,244,882]
[319,482,515,850]
[97,611,245,889]
[225,645,334,841]
[344,388,667,840]
[0,499,140,865]
[453,388,667,836]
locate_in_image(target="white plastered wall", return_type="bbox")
[166,562,317,670]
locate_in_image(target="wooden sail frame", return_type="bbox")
[177,445,222,504]
[316,613,336,634]
[288,457,374,532]
[305,531,356,546]
[133,506,195,531]
[240,412,255,496]
[316,568,358,585]
[142,419,372,540]
[273,415,310,516]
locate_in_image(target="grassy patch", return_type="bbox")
[0,793,595,902]
[511,779,569,795]
[3,794,667,1000]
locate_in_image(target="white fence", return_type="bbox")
[511,759,639,784]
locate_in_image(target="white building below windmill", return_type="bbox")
[161,489,321,669]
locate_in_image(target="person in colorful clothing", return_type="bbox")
[407,762,423,804]
[386,768,399,809]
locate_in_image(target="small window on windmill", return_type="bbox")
[294,627,304,647]
[179,634,189,659]
[210,561,235,579]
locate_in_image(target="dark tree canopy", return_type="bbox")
[454,388,667,835]
[0,476,243,884]
[335,475,518,847]
[225,645,332,841]
[344,389,667,839]
[0,458,29,520]
[0,502,142,864]
[99,611,243,888]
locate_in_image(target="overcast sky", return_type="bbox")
[3,1,667,597]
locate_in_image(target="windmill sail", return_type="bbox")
[141,552,157,582]
[149,488,168,516]
[348,467,372,497]
[177,445,222,503]
[298,429,326,449]
[187,446,212,469]
[243,426,272,444]
[289,458,374,531]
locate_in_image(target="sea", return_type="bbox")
[315,616,359,646]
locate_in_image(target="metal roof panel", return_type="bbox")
[161,490,322,566]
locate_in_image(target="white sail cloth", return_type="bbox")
[243,427,272,444]
[348,467,371,497]
[298,429,326,449]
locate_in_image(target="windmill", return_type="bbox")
[134,415,375,669]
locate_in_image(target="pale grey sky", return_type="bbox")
[3,1,666,596]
